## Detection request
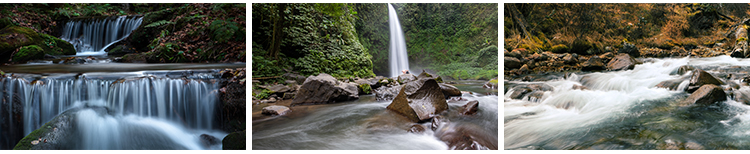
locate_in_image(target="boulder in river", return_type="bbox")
[619,41,640,57]
[431,115,449,131]
[606,53,637,71]
[222,130,246,150]
[655,79,687,91]
[687,69,723,93]
[261,105,291,115]
[386,78,448,122]
[373,85,402,101]
[439,83,462,98]
[407,124,427,134]
[199,134,220,148]
[680,84,726,106]
[292,73,359,105]
[460,100,479,115]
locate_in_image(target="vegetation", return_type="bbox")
[355,3,498,79]
[253,3,374,78]
[505,3,748,55]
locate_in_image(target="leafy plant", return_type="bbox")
[144,20,175,28]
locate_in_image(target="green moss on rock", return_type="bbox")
[550,44,569,53]
[13,45,44,62]
[358,83,372,94]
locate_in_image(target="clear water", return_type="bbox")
[505,55,750,149]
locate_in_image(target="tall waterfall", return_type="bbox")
[59,16,143,56]
[388,3,409,77]
[0,71,221,149]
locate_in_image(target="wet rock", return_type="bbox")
[292,73,359,105]
[282,92,295,100]
[673,65,695,75]
[506,83,555,99]
[599,52,616,63]
[619,41,640,57]
[688,69,723,93]
[741,76,750,86]
[606,53,637,71]
[386,78,448,122]
[507,87,532,99]
[283,73,307,85]
[733,90,750,105]
[483,77,498,89]
[572,84,588,90]
[398,73,417,84]
[431,116,449,131]
[434,123,498,150]
[373,85,402,101]
[732,26,749,58]
[460,100,479,115]
[222,130,246,150]
[407,124,427,134]
[562,53,578,64]
[517,64,530,74]
[505,49,524,58]
[439,83,462,98]
[685,141,704,150]
[505,57,523,69]
[261,105,290,115]
[581,56,606,71]
[655,79,687,91]
[526,91,545,102]
[681,84,726,106]
[199,134,220,147]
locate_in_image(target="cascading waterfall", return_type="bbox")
[0,71,222,149]
[388,3,409,77]
[59,16,143,55]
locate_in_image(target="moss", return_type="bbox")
[570,40,593,55]
[0,17,14,29]
[550,44,569,53]
[222,130,246,150]
[738,37,747,42]
[358,83,372,94]
[39,34,75,56]
[435,76,443,83]
[489,78,498,84]
[13,45,44,62]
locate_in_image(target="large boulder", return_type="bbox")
[606,53,637,71]
[386,78,448,122]
[731,26,748,58]
[292,73,359,105]
[581,56,606,71]
[680,84,726,106]
[655,78,687,91]
[0,26,41,63]
[688,69,723,92]
[439,83,462,98]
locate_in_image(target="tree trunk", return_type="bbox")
[268,3,288,60]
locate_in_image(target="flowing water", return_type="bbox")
[388,3,409,77]
[504,55,750,150]
[252,80,498,150]
[59,16,143,56]
[0,63,244,149]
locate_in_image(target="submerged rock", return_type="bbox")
[407,124,427,134]
[199,134,220,148]
[386,78,448,122]
[655,78,687,91]
[681,84,726,106]
[292,73,359,105]
[431,116,449,131]
[434,123,498,150]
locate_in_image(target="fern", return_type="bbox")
[144,20,175,28]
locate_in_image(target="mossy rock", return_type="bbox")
[550,44,569,53]
[222,130,246,150]
[39,34,76,56]
[13,45,44,62]
[0,26,42,62]
[358,83,372,94]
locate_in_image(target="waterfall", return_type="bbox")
[59,16,143,56]
[0,72,220,138]
[388,3,409,77]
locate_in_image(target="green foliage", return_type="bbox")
[144,20,175,28]
[358,83,372,94]
[209,20,239,43]
[251,42,285,78]
[252,87,274,100]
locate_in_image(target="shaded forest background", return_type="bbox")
[252,3,498,81]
